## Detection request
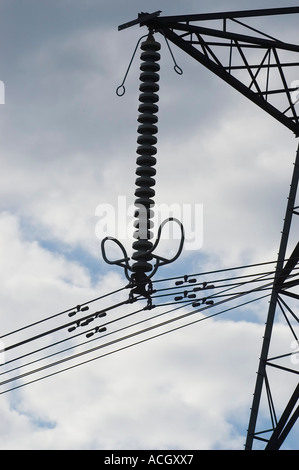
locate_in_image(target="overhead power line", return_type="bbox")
[0,292,269,395]
[0,260,280,394]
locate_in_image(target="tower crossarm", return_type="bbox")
[119,7,299,136]
[118,6,299,450]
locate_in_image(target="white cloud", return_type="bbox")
[0,0,298,450]
[0,311,261,449]
[2,304,295,450]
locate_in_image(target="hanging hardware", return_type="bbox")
[118,11,162,32]
[162,33,183,75]
[68,305,89,317]
[172,278,215,305]
[116,33,149,96]
[175,275,197,285]
[102,32,185,307]
[116,29,183,97]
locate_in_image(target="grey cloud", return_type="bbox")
[0,0,298,450]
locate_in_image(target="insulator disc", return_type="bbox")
[134,196,155,208]
[132,33,160,279]
[135,187,155,199]
[140,51,161,63]
[140,71,160,83]
[136,144,157,156]
[133,219,154,229]
[138,102,159,114]
[141,36,161,51]
[138,92,159,104]
[136,155,157,166]
[137,123,158,135]
[135,175,156,187]
[134,207,154,218]
[137,113,158,124]
[135,165,156,177]
[140,61,160,73]
[132,239,153,253]
[137,134,157,146]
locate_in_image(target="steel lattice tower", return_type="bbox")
[118,6,299,450]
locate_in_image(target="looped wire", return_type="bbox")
[101,236,131,281]
[162,33,183,75]
[174,64,183,75]
[106,32,185,306]
[149,218,185,278]
[100,218,185,287]
[116,33,149,96]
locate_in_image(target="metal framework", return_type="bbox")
[101,33,185,305]
[118,6,299,450]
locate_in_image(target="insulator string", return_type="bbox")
[131,33,161,292]
[101,31,184,304]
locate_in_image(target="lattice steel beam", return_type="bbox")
[119,7,299,136]
[118,7,299,449]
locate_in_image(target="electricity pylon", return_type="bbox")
[118,7,299,449]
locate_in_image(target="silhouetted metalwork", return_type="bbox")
[118,6,299,449]
[101,33,184,306]
[120,7,299,136]
[245,146,299,450]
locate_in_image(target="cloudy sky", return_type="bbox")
[0,0,298,450]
